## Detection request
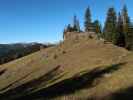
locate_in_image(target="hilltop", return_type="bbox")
[0,32,133,100]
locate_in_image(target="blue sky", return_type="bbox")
[0,0,133,43]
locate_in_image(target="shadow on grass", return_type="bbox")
[107,86,133,100]
[19,63,125,100]
[0,63,126,100]
[0,65,62,100]
[0,69,6,76]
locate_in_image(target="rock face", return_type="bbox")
[63,32,97,40]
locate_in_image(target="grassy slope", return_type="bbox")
[0,34,133,100]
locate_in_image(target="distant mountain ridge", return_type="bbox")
[0,43,52,65]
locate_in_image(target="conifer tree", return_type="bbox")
[84,6,92,32]
[122,5,130,34]
[73,15,77,31]
[115,12,126,47]
[73,15,80,32]
[63,27,67,39]
[117,13,124,33]
[66,24,73,32]
[73,16,80,32]
[122,5,132,49]
[103,7,117,43]
[76,20,80,32]
[126,23,133,50]
[93,20,102,38]
[94,20,101,33]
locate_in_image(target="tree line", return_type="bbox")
[63,5,133,51]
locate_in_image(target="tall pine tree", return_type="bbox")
[122,5,130,34]
[122,5,132,49]
[84,6,92,32]
[126,23,133,50]
[73,15,80,32]
[103,7,117,43]
[93,20,102,38]
[66,24,73,32]
[115,12,126,47]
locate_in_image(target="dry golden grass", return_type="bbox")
[0,33,133,100]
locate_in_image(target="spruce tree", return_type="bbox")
[76,20,80,32]
[63,28,67,39]
[84,6,92,32]
[122,5,132,49]
[93,20,102,38]
[73,15,80,32]
[66,24,73,32]
[73,15,77,31]
[117,13,124,34]
[126,23,133,50]
[115,12,126,47]
[103,7,117,43]
[122,5,130,34]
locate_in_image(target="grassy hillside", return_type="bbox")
[0,33,133,100]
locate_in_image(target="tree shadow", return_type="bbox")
[0,63,126,100]
[12,62,125,100]
[0,69,6,76]
[108,86,133,100]
[0,65,63,100]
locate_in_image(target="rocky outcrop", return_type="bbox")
[63,32,97,40]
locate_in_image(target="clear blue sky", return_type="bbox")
[0,0,133,43]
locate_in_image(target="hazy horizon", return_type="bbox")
[0,0,133,44]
